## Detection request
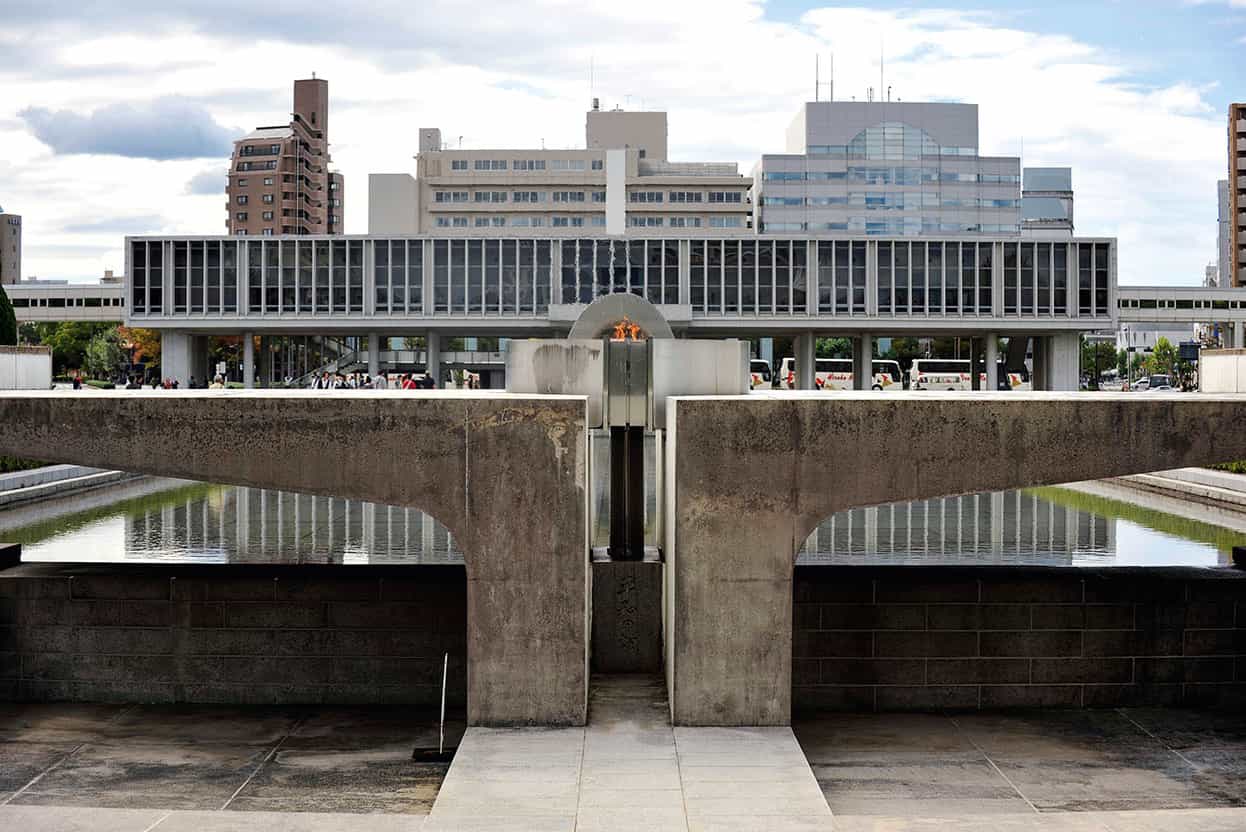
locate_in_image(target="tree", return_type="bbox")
[30,322,115,374]
[1116,349,1129,379]
[0,283,15,346]
[83,330,125,379]
[1146,337,1178,377]
[117,326,161,364]
[815,337,851,358]
[1080,339,1117,389]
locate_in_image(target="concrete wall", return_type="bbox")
[0,391,589,726]
[0,564,465,706]
[666,392,1246,725]
[1201,349,1246,392]
[794,565,1246,711]
[0,346,51,389]
[368,173,419,235]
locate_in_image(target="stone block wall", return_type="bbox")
[0,563,466,706]
[794,565,1246,712]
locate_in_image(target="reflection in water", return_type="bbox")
[798,485,1236,567]
[0,474,1241,568]
[4,481,461,565]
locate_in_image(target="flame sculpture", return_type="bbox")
[610,316,645,341]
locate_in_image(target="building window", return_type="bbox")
[710,216,742,228]
[436,217,451,227]
[708,191,742,203]
[553,191,585,203]
[531,217,544,227]
[262,228,274,236]
[630,216,664,228]
[669,192,703,203]
[262,211,273,220]
[591,159,604,170]
[235,212,248,221]
[262,194,274,203]
[591,216,606,227]
[513,191,544,203]
[512,159,546,171]
[263,177,274,186]
[630,191,663,203]
[473,191,507,203]
[592,191,606,203]
[237,178,248,187]
[491,216,505,227]
[451,159,468,171]
[452,217,468,227]
[435,191,469,203]
[237,195,248,205]
[474,159,507,171]
[475,217,490,227]
[551,159,587,171]
[668,216,702,228]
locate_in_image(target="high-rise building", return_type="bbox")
[1219,180,1232,288]
[368,106,750,236]
[227,78,343,236]
[0,210,20,284]
[753,101,1023,235]
[1021,168,1073,237]
[1230,103,1246,287]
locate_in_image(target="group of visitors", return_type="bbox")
[308,372,437,390]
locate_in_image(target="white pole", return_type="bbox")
[439,652,448,755]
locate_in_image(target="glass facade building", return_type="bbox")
[126,235,1116,324]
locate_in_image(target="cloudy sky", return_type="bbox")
[1,1,1242,285]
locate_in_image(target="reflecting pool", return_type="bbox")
[1,474,1243,567]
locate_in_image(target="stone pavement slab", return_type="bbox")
[425,675,833,831]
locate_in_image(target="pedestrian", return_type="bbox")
[373,373,388,390]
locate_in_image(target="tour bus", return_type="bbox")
[910,359,1032,391]
[748,359,772,390]
[777,357,907,390]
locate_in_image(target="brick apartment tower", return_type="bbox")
[227,78,344,236]
[1231,103,1245,287]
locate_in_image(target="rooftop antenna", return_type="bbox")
[815,54,834,102]
[879,37,884,103]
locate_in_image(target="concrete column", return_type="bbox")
[985,334,999,391]
[368,332,380,377]
[853,333,873,390]
[796,331,815,390]
[426,330,441,387]
[243,332,255,389]
[1235,323,1245,349]
[1049,333,1081,392]
[760,337,774,369]
[160,331,191,387]
[970,337,982,391]
[190,336,210,387]
[257,336,267,387]
[1031,337,1046,391]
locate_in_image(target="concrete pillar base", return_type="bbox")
[243,332,255,389]
[796,332,815,390]
[853,334,873,390]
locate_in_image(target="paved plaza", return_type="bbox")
[4,683,1246,829]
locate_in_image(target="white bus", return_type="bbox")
[748,359,772,390]
[778,358,906,391]
[910,359,1032,391]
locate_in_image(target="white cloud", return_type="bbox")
[0,2,1229,286]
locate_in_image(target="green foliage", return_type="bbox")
[84,329,125,379]
[1210,461,1246,475]
[0,283,15,346]
[1116,349,1128,378]
[26,321,116,374]
[84,379,115,389]
[0,456,47,474]
[1080,339,1117,388]
[1145,337,1178,377]
[815,337,851,358]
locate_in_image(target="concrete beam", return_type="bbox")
[664,391,1246,726]
[0,391,589,726]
